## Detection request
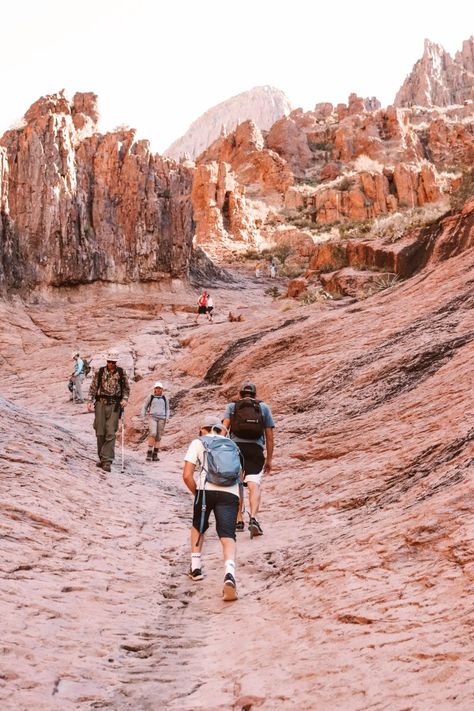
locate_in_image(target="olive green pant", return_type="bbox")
[94,402,120,464]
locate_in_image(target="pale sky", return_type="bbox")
[1,0,472,153]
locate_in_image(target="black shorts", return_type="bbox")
[207,306,214,314]
[192,490,239,540]
[198,305,207,314]
[236,442,265,476]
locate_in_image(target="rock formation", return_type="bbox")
[395,37,474,107]
[164,85,291,161]
[0,91,195,292]
[191,92,473,252]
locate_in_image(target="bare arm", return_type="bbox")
[183,461,197,495]
[222,417,231,430]
[264,427,274,474]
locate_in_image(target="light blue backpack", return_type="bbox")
[199,435,242,486]
[196,436,242,541]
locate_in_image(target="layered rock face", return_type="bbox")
[191,94,473,248]
[395,38,474,107]
[0,92,194,292]
[164,85,291,161]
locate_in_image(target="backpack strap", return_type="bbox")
[97,365,124,400]
[144,393,154,413]
[196,436,210,546]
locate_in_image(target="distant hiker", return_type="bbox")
[71,351,85,403]
[270,262,277,279]
[87,350,130,472]
[141,381,170,462]
[195,290,210,323]
[206,294,214,322]
[255,262,261,278]
[222,382,275,538]
[182,416,242,601]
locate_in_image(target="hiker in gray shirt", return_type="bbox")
[141,381,170,462]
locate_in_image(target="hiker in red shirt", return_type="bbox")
[195,290,210,323]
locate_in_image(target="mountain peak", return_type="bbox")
[164,86,291,161]
[395,36,474,108]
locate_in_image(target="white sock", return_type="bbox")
[191,553,201,571]
[225,559,236,576]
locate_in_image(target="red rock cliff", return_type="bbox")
[0,91,194,291]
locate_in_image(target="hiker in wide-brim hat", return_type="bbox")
[87,350,130,473]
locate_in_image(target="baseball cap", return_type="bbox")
[200,415,225,431]
[154,381,163,389]
[240,382,257,396]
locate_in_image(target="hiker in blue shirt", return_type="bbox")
[223,382,275,539]
[71,351,85,403]
[141,381,170,462]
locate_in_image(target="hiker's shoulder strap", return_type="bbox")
[145,393,154,410]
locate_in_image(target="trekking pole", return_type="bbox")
[120,411,125,473]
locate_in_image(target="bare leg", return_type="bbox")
[191,526,204,553]
[220,537,236,562]
[247,481,261,518]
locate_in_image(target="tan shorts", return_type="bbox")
[149,417,166,441]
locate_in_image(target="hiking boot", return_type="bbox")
[235,521,245,532]
[152,451,159,461]
[188,568,204,581]
[222,572,238,601]
[101,462,111,473]
[249,517,263,539]
[146,451,153,462]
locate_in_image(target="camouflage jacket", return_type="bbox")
[89,366,130,402]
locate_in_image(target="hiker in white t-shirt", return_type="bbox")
[182,415,241,601]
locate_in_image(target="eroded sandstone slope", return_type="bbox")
[1,204,473,708]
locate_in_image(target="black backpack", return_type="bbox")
[230,398,265,439]
[81,358,91,376]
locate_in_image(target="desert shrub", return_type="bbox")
[264,286,281,299]
[240,248,264,260]
[298,288,331,305]
[308,140,333,152]
[354,155,384,174]
[450,167,474,211]
[262,243,291,263]
[280,263,306,279]
[338,177,355,192]
[299,177,320,187]
[339,221,371,238]
[374,274,399,291]
[371,202,449,243]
